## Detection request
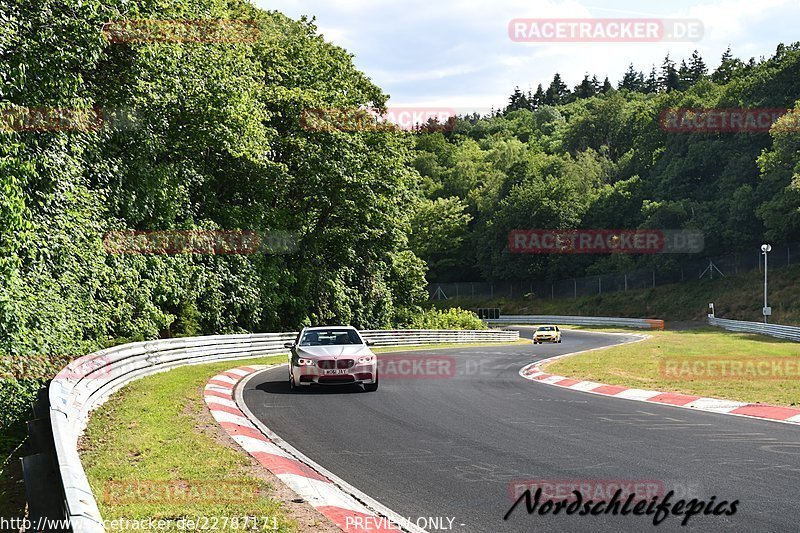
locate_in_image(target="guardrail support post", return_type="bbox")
[21,453,66,530]
[23,387,69,531]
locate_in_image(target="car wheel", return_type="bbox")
[364,372,379,392]
[558,339,562,343]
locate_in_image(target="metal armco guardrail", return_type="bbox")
[486,315,665,330]
[362,329,519,345]
[708,317,800,342]
[47,328,518,532]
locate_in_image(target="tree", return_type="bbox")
[755,107,800,242]
[0,0,433,377]
[678,51,707,89]
[659,54,680,92]
[619,63,645,92]
[505,86,529,113]
[645,66,659,93]
[412,42,800,281]
[531,84,546,109]
[545,73,570,105]
[688,50,708,80]
[601,76,613,94]
[409,197,473,276]
[712,46,743,84]
[678,60,692,90]
[561,92,628,158]
[574,75,596,99]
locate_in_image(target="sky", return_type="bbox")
[252,0,800,114]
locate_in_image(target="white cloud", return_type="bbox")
[253,0,800,112]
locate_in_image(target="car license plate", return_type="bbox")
[324,369,348,375]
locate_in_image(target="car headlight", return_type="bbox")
[358,356,375,364]
[297,358,315,366]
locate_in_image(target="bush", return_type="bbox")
[0,379,45,430]
[407,307,486,330]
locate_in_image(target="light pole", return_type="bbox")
[761,244,772,323]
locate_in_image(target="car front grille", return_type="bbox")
[317,359,355,370]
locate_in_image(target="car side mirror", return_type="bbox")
[283,342,295,349]
[365,340,375,347]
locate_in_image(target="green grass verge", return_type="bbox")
[437,264,800,325]
[545,329,800,407]
[81,355,296,532]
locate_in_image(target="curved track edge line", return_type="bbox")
[519,333,800,427]
[204,364,427,533]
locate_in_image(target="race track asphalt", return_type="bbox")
[242,328,800,533]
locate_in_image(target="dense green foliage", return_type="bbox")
[0,0,455,437]
[405,307,487,330]
[411,46,800,282]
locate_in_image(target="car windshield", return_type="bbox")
[538,326,555,332]
[300,329,363,346]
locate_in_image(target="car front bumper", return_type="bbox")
[292,363,378,386]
